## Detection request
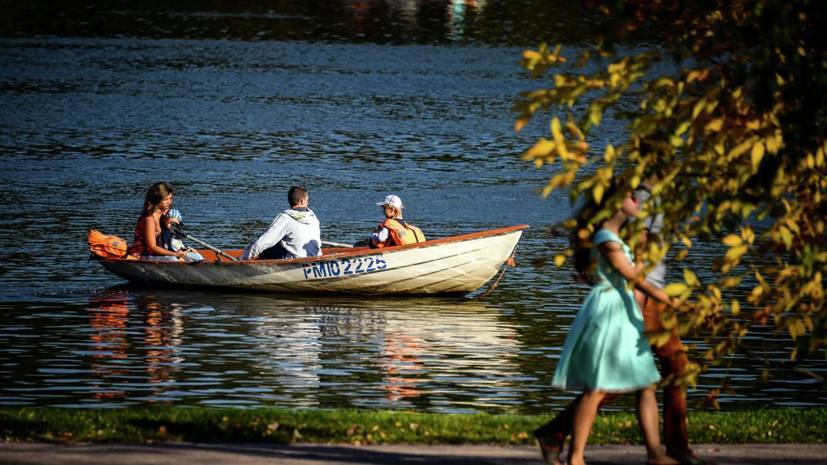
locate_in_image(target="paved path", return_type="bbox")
[2,443,826,465]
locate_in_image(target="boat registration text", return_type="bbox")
[302,256,388,280]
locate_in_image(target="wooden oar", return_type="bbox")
[322,240,353,248]
[171,226,239,262]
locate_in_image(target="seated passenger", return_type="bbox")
[241,186,322,260]
[159,209,204,262]
[369,194,426,248]
[127,182,190,261]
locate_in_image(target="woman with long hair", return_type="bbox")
[553,182,677,465]
[126,182,188,261]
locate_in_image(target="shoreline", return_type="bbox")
[2,407,824,445]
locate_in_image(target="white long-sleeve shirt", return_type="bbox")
[241,208,322,260]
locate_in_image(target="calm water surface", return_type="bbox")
[0,1,823,412]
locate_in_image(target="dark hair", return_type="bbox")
[141,182,174,217]
[288,186,308,207]
[570,180,623,283]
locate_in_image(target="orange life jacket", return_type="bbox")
[88,229,128,259]
[373,218,426,248]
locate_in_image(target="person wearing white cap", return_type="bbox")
[369,194,426,248]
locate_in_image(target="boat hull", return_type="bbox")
[97,225,526,295]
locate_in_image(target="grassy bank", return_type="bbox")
[2,407,824,445]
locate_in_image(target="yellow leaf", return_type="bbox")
[522,50,541,61]
[778,226,793,249]
[705,118,723,132]
[710,285,721,301]
[554,254,566,267]
[664,283,689,297]
[551,117,564,143]
[604,144,616,162]
[686,70,700,82]
[522,138,556,160]
[741,226,756,244]
[727,140,753,160]
[566,120,584,140]
[751,142,765,172]
[670,135,684,147]
[550,118,569,160]
[788,321,801,340]
[589,105,602,126]
[722,234,742,247]
[592,184,605,204]
[705,100,718,114]
[730,300,740,316]
[722,277,742,288]
[724,244,749,262]
[514,118,529,133]
[608,60,627,74]
[683,268,700,287]
[692,99,706,119]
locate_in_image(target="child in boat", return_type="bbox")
[160,209,204,262]
[369,194,426,248]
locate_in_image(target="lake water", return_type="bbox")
[0,1,823,413]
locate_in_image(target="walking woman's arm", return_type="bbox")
[598,242,672,306]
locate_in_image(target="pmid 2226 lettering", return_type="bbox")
[302,256,388,280]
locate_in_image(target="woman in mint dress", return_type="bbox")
[553,190,677,465]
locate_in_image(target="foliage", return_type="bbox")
[515,0,826,382]
[1,407,824,445]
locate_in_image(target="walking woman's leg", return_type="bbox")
[568,390,606,465]
[637,386,678,464]
[637,386,661,455]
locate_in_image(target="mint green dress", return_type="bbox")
[552,229,660,392]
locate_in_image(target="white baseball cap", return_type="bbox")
[376,194,403,209]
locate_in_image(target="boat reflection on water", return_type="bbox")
[87,290,185,403]
[87,293,130,401]
[243,293,522,410]
[90,286,521,411]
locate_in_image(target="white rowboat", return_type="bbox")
[94,225,528,295]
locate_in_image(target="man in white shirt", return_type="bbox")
[240,186,322,260]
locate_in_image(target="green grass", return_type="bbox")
[1,407,824,445]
